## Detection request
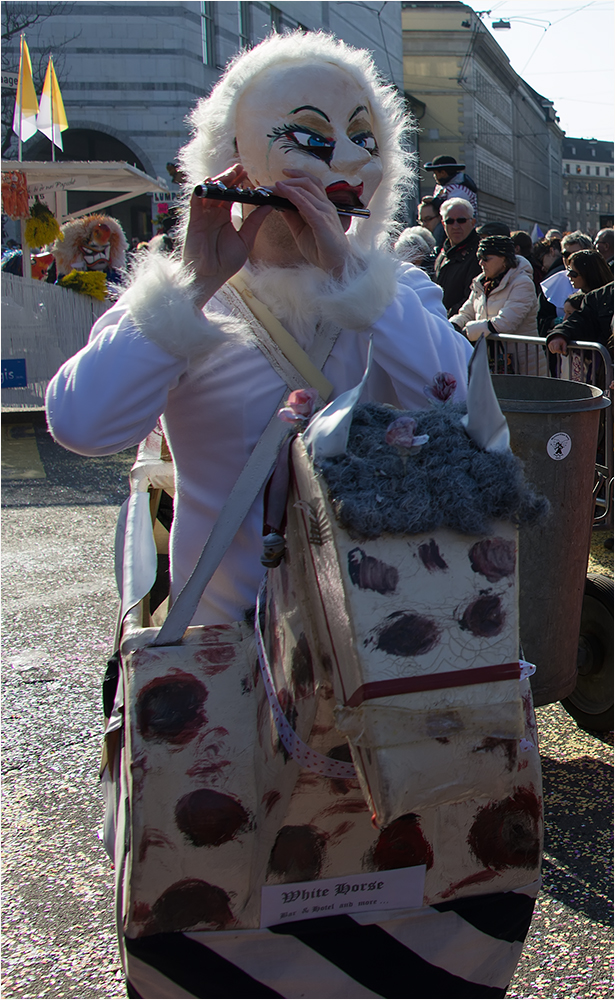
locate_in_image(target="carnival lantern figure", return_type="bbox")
[50,213,128,299]
[46,31,543,999]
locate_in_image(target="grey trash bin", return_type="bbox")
[492,375,610,707]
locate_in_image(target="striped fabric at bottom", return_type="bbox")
[124,882,539,999]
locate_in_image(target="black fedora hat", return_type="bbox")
[423,154,466,171]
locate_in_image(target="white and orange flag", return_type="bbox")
[12,34,39,143]
[37,56,69,150]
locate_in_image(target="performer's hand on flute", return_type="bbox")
[273,168,357,280]
[183,163,273,309]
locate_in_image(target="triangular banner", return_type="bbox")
[12,35,39,143]
[37,56,69,150]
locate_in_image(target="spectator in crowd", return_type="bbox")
[562,290,586,319]
[417,195,445,251]
[534,237,563,276]
[565,249,613,294]
[547,281,614,358]
[433,197,481,316]
[534,237,568,340]
[512,230,542,292]
[561,230,593,263]
[511,230,532,257]
[476,221,510,238]
[594,229,614,273]
[545,228,563,241]
[448,235,538,342]
[394,225,437,277]
[423,155,478,214]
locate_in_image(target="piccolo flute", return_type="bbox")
[193,181,371,218]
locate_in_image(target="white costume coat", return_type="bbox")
[46,260,472,626]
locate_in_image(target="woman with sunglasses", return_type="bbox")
[547,250,614,362]
[565,249,613,293]
[449,235,538,347]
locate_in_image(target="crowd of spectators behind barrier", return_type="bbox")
[2,186,613,384]
[395,202,613,389]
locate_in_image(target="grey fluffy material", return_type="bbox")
[318,402,550,538]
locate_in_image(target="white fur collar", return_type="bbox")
[119,246,400,360]
[243,248,400,351]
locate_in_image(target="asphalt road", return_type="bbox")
[2,412,613,1000]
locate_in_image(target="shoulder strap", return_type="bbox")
[152,274,340,646]
[153,401,288,645]
[226,272,337,402]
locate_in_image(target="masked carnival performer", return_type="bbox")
[49,213,128,296]
[46,33,540,999]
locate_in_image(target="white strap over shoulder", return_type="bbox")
[225,272,337,403]
[152,277,341,646]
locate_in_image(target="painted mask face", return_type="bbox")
[81,223,112,271]
[235,63,383,216]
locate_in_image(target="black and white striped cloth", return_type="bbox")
[124,881,539,999]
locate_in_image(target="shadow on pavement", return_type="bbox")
[2,410,136,508]
[540,754,613,925]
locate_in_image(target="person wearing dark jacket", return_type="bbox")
[547,282,614,358]
[534,238,566,339]
[433,197,481,316]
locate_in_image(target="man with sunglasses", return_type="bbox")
[433,197,481,316]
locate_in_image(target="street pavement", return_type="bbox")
[2,411,613,1000]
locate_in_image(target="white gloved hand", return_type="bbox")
[465,319,491,342]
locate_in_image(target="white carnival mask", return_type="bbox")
[235,62,383,216]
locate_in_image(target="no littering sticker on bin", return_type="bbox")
[547,432,572,461]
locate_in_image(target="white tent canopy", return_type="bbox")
[1,159,169,221]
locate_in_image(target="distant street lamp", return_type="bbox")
[492,19,511,29]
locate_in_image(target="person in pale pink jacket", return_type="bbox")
[449,235,538,342]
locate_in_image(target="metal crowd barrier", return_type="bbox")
[487,332,613,528]
[1,272,109,409]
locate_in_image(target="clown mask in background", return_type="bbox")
[51,213,128,282]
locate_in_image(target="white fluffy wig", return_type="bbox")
[178,31,416,252]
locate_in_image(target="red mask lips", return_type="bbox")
[325,181,364,210]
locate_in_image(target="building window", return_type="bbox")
[270,4,282,32]
[565,163,570,173]
[576,201,581,211]
[596,166,600,175]
[566,200,570,210]
[201,1,215,65]
[586,166,590,174]
[576,165,582,174]
[571,146,576,155]
[591,148,596,156]
[586,201,591,210]
[238,2,251,48]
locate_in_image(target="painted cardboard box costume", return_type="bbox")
[46,33,542,999]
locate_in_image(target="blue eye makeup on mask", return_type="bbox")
[350,131,378,153]
[268,124,336,165]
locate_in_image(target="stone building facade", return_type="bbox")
[402,1,564,232]
[561,137,614,235]
[2,2,403,241]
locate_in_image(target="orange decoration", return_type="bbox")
[1,170,30,220]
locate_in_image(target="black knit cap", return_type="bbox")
[478,235,516,257]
